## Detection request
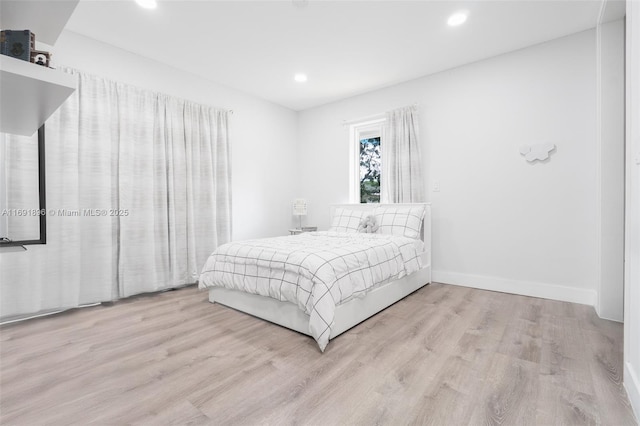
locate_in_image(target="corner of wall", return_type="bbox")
[595,16,626,322]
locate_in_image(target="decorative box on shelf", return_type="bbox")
[0,30,35,62]
[288,227,317,235]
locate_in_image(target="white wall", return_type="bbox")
[597,18,625,321]
[298,29,599,305]
[624,0,640,419]
[53,31,299,241]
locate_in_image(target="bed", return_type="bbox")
[199,203,431,351]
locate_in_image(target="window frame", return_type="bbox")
[348,117,385,203]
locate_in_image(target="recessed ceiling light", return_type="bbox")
[447,11,468,27]
[135,0,157,9]
[294,73,308,83]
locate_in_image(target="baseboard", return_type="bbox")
[432,270,597,306]
[625,362,640,423]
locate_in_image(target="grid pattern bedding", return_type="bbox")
[199,231,423,351]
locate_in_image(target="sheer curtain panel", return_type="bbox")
[0,68,231,319]
[382,105,424,203]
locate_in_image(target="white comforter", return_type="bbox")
[199,231,423,351]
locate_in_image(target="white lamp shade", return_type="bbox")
[292,199,307,216]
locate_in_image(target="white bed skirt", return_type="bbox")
[209,263,431,340]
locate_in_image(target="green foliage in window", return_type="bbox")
[360,137,380,203]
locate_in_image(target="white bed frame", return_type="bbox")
[208,203,431,341]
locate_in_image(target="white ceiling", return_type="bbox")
[65,0,622,111]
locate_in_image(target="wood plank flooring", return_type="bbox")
[0,283,637,425]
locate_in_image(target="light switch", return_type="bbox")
[433,180,440,192]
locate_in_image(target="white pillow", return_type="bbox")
[329,208,366,233]
[374,205,425,239]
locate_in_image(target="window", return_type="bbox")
[349,118,385,203]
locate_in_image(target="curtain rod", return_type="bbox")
[341,103,418,127]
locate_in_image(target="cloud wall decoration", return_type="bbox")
[520,143,555,162]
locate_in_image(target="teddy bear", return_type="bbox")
[358,214,379,233]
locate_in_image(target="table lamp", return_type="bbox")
[292,198,307,230]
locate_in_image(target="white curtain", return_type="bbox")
[0,68,231,319]
[382,105,424,203]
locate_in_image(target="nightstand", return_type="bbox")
[288,227,317,235]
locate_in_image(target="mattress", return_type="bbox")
[199,231,423,351]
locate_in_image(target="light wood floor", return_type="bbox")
[0,283,637,425]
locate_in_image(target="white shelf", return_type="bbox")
[0,55,76,136]
[0,1,79,46]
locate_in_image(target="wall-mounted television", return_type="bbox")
[0,125,46,247]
